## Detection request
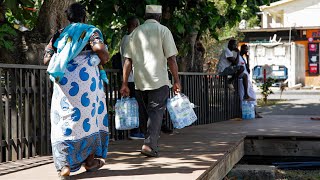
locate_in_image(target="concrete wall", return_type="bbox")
[261,0,320,28]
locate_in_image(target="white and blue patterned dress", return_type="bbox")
[50,51,109,172]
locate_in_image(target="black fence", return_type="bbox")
[0,64,240,163]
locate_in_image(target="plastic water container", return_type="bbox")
[115,97,139,130]
[167,93,197,129]
[242,101,255,120]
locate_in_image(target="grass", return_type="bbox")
[276,169,320,180]
[257,99,285,107]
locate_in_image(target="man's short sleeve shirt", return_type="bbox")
[120,35,134,82]
[217,48,234,73]
[123,19,178,90]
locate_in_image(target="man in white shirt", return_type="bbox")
[120,5,181,157]
[217,39,239,91]
[217,40,238,74]
[119,16,145,140]
[217,39,253,101]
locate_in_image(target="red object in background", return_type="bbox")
[23,7,37,12]
[309,44,318,52]
[309,64,318,74]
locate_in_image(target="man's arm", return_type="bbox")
[122,58,132,85]
[226,49,239,65]
[120,58,132,97]
[92,44,109,65]
[167,55,181,94]
[245,53,250,74]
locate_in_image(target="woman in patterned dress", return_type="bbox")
[43,3,109,179]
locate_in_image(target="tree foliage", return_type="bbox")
[80,0,279,58]
[0,24,16,51]
[3,0,41,29]
[0,0,280,66]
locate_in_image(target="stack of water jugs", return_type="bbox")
[167,93,197,129]
[115,97,139,130]
[242,101,255,120]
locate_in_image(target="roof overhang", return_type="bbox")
[260,0,297,11]
[239,26,320,33]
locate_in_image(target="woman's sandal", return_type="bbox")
[84,159,105,172]
[58,166,71,180]
[58,174,71,180]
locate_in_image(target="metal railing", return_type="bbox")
[0,64,51,163]
[0,64,240,163]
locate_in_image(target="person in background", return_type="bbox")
[239,44,262,118]
[241,44,250,75]
[120,5,181,157]
[217,39,254,101]
[44,3,109,179]
[119,16,144,140]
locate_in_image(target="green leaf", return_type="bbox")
[3,40,14,51]
[3,0,18,12]
[210,32,219,40]
[236,0,245,4]
[19,0,35,7]
[146,0,158,5]
[176,23,185,34]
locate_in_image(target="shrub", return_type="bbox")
[260,77,274,104]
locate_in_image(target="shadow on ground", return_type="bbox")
[70,129,240,179]
[258,100,320,116]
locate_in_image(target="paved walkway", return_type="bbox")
[1,89,320,180]
[1,114,320,180]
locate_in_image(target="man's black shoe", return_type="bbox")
[161,125,173,134]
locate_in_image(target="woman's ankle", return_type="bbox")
[85,154,95,166]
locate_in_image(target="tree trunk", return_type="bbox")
[185,32,198,72]
[35,0,75,42]
[194,39,205,72]
[1,0,74,64]
[22,0,74,65]
[180,31,206,72]
[177,31,197,72]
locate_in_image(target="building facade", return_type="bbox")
[240,0,320,87]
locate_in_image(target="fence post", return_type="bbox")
[45,74,51,155]
[0,68,3,162]
[39,70,45,156]
[224,76,229,120]
[4,71,10,161]
[18,69,23,160]
[31,69,37,157]
[10,69,18,161]
[25,70,30,158]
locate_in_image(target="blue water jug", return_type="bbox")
[167,93,197,129]
[242,101,255,120]
[115,97,139,130]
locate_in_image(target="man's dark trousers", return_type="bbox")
[135,85,169,152]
